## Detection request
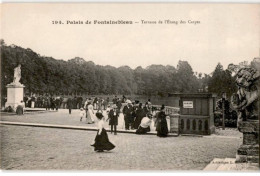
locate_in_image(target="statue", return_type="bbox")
[5,64,24,112]
[13,64,21,84]
[230,66,259,122]
[229,63,259,163]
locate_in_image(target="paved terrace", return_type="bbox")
[0,108,168,134]
[0,109,244,170]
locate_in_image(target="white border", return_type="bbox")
[1,0,260,3]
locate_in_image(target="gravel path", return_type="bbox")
[1,125,241,170]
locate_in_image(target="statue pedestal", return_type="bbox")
[236,120,259,163]
[5,83,25,110]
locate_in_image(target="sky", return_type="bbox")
[1,3,259,74]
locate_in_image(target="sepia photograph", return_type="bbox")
[0,2,259,172]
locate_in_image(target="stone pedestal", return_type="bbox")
[236,120,259,163]
[170,114,180,134]
[5,83,25,110]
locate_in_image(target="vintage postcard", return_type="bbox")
[0,3,259,171]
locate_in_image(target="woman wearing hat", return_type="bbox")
[156,104,168,137]
[86,102,95,124]
[91,112,115,152]
[133,103,144,129]
[107,104,120,135]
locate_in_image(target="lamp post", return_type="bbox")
[222,92,226,130]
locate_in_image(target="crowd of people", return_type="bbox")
[79,95,169,138]
[18,95,124,111]
[89,96,169,152]
[18,94,169,137]
[3,94,169,153]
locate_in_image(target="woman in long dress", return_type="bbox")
[91,113,115,152]
[86,102,95,124]
[133,103,144,129]
[156,104,168,137]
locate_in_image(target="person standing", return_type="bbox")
[98,98,103,111]
[116,99,122,112]
[50,96,55,110]
[103,97,108,110]
[59,96,64,109]
[23,96,28,107]
[86,102,95,124]
[133,103,144,129]
[62,97,68,109]
[31,96,35,108]
[73,96,77,109]
[55,97,60,111]
[91,113,115,152]
[93,97,98,110]
[67,97,73,114]
[77,96,83,109]
[147,99,152,108]
[107,104,120,135]
[156,105,168,137]
[123,100,133,130]
[105,97,110,110]
[143,102,150,116]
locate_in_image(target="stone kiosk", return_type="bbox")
[168,93,216,135]
[5,64,25,110]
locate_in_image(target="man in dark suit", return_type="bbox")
[107,104,120,135]
[123,100,133,130]
[77,96,83,109]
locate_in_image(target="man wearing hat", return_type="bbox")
[107,104,120,135]
[123,100,134,130]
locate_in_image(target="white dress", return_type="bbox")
[87,104,96,122]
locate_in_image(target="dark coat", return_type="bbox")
[143,107,150,116]
[67,98,73,108]
[123,105,133,118]
[133,107,145,129]
[108,109,120,125]
[156,111,168,137]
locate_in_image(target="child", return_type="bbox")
[79,108,86,121]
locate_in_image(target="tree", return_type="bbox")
[208,63,237,97]
[176,60,199,93]
[1,43,209,96]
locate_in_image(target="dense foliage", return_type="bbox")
[208,63,237,97]
[2,39,257,98]
[1,41,203,96]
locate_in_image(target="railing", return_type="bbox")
[151,105,179,115]
[179,115,210,135]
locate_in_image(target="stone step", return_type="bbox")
[236,154,259,163]
[204,158,259,171]
[203,158,224,171]
[237,144,259,156]
[216,158,236,171]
